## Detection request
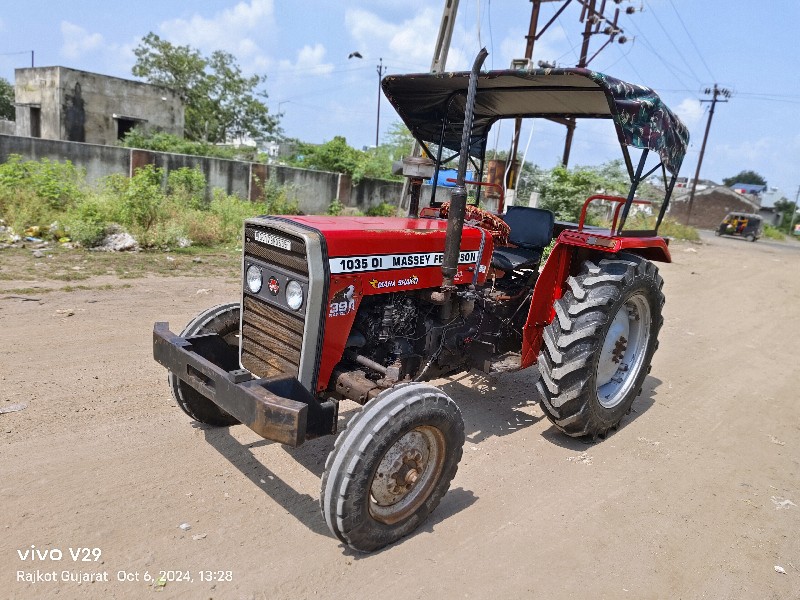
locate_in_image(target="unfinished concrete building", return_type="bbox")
[13,66,183,145]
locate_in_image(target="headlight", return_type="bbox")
[246,264,262,293]
[285,280,304,311]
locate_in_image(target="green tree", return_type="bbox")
[772,197,797,232]
[538,161,628,221]
[722,170,767,188]
[0,77,14,121]
[132,33,278,144]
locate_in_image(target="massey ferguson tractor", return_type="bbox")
[153,49,689,552]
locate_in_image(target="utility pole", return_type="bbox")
[561,0,629,166]
[790,185,800,234]
[685,84,731,226]
[399,0,460,211]
[508,0,630,190]
[376,58,385,147]
[508,0,566,193]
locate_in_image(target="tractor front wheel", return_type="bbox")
[536,253,664,438]
[320,383,464,552]
[169,303,240,427]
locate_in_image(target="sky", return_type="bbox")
[1,0,798,204]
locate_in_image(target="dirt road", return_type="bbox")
[2,234,798,600]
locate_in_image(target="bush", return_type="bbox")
[0,154,85,210]
[327,199,344,216]
[167,167,206,209]
[763,224,785,241]
[65,196,113,247]
[0,155,87,235]
[366,202,398,217]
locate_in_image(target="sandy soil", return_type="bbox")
[1,233,799,600]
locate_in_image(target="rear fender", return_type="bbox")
[520,231,670,367]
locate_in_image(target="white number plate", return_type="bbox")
[254,231,291,250]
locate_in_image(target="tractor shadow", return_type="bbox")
[439,367,661,451]
[538,374,662,450]
[437,369,547,446]
[197,370,661,545]
[201,425,336,538]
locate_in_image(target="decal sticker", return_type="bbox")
[328,285,356,317]
[368,275,419,289]
[330,251,479,274]
[267,276,280,295]
[254,230,291,250]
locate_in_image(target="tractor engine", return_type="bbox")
[338,280,531,400]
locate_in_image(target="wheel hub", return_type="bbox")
[595,293,651,409]
[369,426,447,525]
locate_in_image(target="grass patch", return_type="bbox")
[763,225,786,241]
[0,245,240,283]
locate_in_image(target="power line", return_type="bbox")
[665,0,716,81]
[624,19,695,91]
[642,0,702,84]
[685,84,732,225]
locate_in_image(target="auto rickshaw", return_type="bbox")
[716,212,763,242]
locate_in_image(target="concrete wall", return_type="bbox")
[0,134,406,215]
[0,120,14,135]
[14,67,183,145]
[0,134,130,184]
[669,186,760,229]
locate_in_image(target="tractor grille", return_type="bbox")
[241,225,308,379]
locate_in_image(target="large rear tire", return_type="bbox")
[169,303,240,426]
[320,383,464,552]
[536,253,664,438]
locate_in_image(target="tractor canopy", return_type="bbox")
[382,67,689,176]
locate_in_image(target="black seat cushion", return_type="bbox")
[490,206,554,272]
[491,246,542,272]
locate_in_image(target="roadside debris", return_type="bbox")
[771,496,796,510]
[567,452,593,465]
[774,565,786,575]
[0,403,27,415]
[191,533,207,541]
[768,434,786,446]
[178,522,191,531]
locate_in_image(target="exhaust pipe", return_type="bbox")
[441,47,489,299]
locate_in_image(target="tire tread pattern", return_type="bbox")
[536,253,664,438]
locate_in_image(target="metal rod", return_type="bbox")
[617,149,648,234]
[441,47,488,289]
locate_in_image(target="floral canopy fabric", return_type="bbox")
[382,67,689,175]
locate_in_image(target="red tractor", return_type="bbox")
[153,50,689,552]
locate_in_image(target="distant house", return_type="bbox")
[12,66,184,146]
[730,182,767,196]
[668,185,759,229]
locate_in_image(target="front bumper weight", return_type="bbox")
[153,322,335,447]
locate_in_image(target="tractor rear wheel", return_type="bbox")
[536,253,664,438]
[169,303,240,426]
[320,383,464,552]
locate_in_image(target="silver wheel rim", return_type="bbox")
[595,292,651,409]
[369,426,446,525]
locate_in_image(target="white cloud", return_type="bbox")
[278,44,333,76]
[60,22,105,60]
[674,97,704,130]
[159,0,275,58]
[346,7,443,68]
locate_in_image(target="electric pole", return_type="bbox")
[685,84,731,226]
[399,0,460,211]
[790,185,800,234]
[376,58,385,147]
[561,0,630,166]
[508,0,632,192]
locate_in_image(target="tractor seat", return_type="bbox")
[491,206,555,272]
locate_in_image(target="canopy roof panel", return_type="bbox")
[382,68,689,175]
